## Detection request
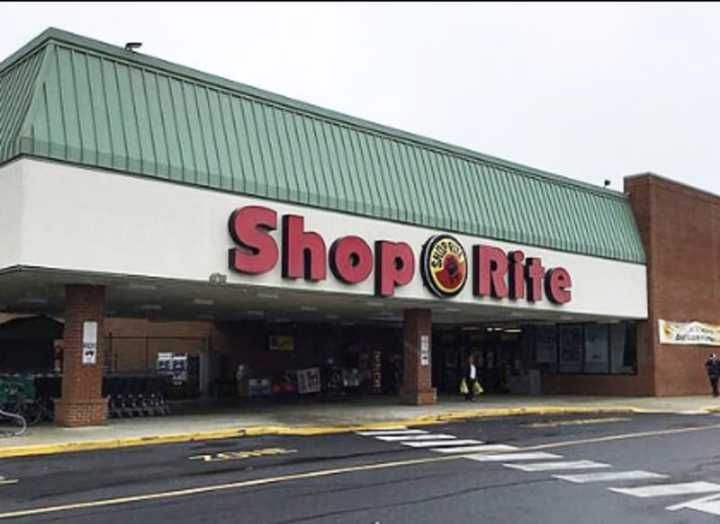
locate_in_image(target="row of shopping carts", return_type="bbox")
[104,376,172,418]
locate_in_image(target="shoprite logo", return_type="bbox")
[226,205,572,304]
[421,235,468,298]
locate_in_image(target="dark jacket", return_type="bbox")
[706,359,720,378]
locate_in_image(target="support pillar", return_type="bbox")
[400,309,437,405]
[55,285,108,427]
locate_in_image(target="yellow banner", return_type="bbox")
[658,319,720,346]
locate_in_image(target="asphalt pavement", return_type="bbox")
[3,412,720,523]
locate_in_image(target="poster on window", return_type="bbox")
[296,368,321,394]
[584,324,609,373]
[535,326,558,364]
[559,325,583,373]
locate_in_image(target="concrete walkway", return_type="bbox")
[1,394,719,457]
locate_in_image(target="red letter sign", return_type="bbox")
[330,236,373,284]
[282,215,327,281]
[375,241,415,297]
[473,245,509,298]
[228,206,278,274]
[545,267,572,304]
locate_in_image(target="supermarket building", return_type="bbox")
[0,29,715,426]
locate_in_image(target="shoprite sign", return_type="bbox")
[227,206,572,304]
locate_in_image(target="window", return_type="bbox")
[534,322,637,375]
[584,324,609,374]
[558,325,583,373]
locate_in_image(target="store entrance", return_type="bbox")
[433,325,536,395]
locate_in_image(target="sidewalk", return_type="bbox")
[2,395,719,458]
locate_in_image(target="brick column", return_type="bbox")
[55,285,108,427]
[400,309,436,405]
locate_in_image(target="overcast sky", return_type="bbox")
[2,2,719,194]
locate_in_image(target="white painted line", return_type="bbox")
[432,445,519,454]
[505,460,610,472]
[356,429,427,436]
[375,434,458,442]
[610,481,720,498]
[467,452,562,462]
[667,492,720,511]
[401,439,482,448]
[0,477,18,486]
[555,471,668,484]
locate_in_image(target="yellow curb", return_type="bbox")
[0,404,695,459]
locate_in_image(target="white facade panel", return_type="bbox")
[6,159,648,319]
[0,161,24,272]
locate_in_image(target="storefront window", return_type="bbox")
[610,322,637,374]
[558,325,583,373]
[535,322,637,375]
[584,324,609,374]
[535,325,558,373]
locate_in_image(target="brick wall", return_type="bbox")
[625,175,720,396]
[401,309,436,405]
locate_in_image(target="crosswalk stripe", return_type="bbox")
[555,471,668,484]
[505,460,610,472]
[610,481,720,498]
[432,444,519,454]
[401,439,482,448]
[375,434,457,442]
[356,429,427,436]
[467,452,562,462]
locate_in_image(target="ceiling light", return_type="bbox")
[462,326,481,331]
[193,299,214,306]
[504,328,522,333]
[128,283,157,291]
[138,304,162,311]
[18,297,48,305]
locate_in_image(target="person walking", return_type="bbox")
[705,353,720,398]
[463,354,478,402]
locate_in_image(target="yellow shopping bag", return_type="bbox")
[473,381,484,395]
[459,378,469,395]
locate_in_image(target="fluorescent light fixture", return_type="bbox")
[257,291,279,300]
[18,297,48,305]
[462,326,481,331]
[504,328,522,333]
[193,298,214,306]
[128,283,157,291]
[300,306,318,312]
[247,310,264,317]
[138,304,162,311]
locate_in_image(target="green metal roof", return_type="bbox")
[0,28,646,264]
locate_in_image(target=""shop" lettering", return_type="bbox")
[227,206,571,304]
